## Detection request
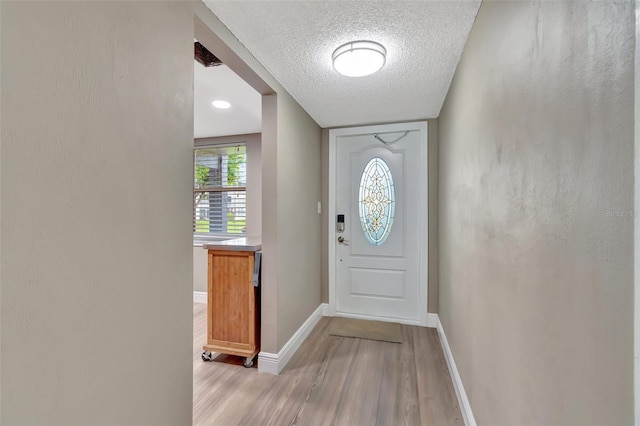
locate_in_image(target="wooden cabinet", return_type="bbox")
[202,249,260,367]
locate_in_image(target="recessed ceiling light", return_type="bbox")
[212,100,231,109]
[332,40,386,77]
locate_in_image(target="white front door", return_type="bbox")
[329,122,428,325]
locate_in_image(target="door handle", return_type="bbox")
[338,236,349,245]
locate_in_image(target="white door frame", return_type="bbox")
[328,121,429,326]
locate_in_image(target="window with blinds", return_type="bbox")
[194,144,247,235]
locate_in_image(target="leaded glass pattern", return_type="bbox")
[358,157,395,245]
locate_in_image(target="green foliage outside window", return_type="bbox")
[226,153,245,186]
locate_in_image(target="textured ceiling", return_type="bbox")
[194,61,261,138]
[204,1,481,128]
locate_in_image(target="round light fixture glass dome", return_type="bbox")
[212,100,231,109]
[332,40,386,77]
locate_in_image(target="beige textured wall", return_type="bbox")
[276,92,322,350]
[438,1,634,424]
[1,2,193,424]
[246,135,263,238]
[194,247,208,293]
[261,94,279,352]
[635,0,640,418]
[321,129,329,302]
[0,0,3,420]
[427,119,438,313]
[320,119,439,313]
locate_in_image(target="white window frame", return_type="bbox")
[193,143,247,243]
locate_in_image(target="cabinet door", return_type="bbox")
[208,250,256,352]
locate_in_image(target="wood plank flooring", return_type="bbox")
[193,303,463,425]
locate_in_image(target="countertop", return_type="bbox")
[203,237,262,252]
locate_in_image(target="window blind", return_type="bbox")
[194,144,247,235]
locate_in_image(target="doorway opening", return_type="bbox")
[191,11,277,421]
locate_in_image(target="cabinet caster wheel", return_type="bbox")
[201,351,213,362]
[243,356,255,368]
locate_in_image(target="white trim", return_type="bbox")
[433,314,476,426]
[328,121,429,325]
[256,352,279,375]
[427,313,439,328]
[321,303,330,316]
[328,126,337,315]
[258,303,325,375]
[418,121,429,327]
[193,291,207,304]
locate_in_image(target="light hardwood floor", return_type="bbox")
[193,303,463,425]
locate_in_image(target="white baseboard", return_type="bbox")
[427,313,439,328]
[433,314,476,426]
[257,352,279,375]
[193,291,207,304]
[258,303,325,375]
[321,303,330,316]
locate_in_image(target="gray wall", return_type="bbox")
[427,119,439,313]
[276,92,322,350]
[194,246,208,294]
[1,2,193,424]
[0,0,3,420]
[321,129,329,303]
[438,1,634,425]
[320,119,439,313]
[635,1,640,417]
[255,92,323,354]
[261,94,279,353]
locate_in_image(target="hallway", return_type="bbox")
[193,303,463,425]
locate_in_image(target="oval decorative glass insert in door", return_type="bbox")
[358,157,395,245]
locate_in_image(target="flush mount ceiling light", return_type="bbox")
[332,40,386,77]
[212,100,231,109]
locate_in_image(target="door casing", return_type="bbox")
[328,121,429,326]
